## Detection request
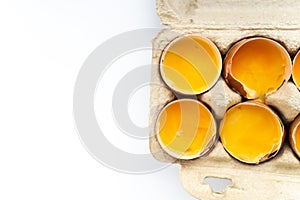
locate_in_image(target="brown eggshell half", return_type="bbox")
[220,101,286,164]
[289,115,300,159]
[223,37,292,99]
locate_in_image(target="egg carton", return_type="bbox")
[149,0,300,199]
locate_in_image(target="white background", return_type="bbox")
[0,0,198,199]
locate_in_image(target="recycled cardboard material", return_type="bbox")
[150,0,300,199]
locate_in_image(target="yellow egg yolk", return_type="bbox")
[293,125,300,155]
[220,103,283,164]
[161,36,222,95]
[229,38,290,99]
[293,51,300,89]
[157,100,216,159]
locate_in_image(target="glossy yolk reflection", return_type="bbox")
[158,101,215,158]
[231,39,288,98]
[161,36,221,94]
[293,53,300,88]
[220,104,282,163]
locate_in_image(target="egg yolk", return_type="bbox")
[220,103,283,164]
[292,51,300,89]
[228,38,290,99]
[161,36,222,95]
[157,100,216,159]
[291,122,300,157]
[295,128,300,155]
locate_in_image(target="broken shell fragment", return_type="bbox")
[289,115,300,159]
[156,99,217,160]
[220,101,285,164]
[160,35,222,95]
[224,37,292,99]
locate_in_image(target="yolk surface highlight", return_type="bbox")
[157,100,216,158]
[293,51,300,89]
[229,38,290,98]
[220,103,283,163]
[161,36,222,94]
[293,125,300,155]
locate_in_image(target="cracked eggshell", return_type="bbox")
[289,115,300,159]
[155,99,217,160]
[223,37,292,99]
[152,0,300,199]
[292,49,300,90]
[159,34,222,95]
[220,101,286,164]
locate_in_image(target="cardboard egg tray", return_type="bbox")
[149,0,300,199]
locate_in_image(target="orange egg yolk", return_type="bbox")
[292,125,300,155]
[161,36,222,94]
[157,100,216,158]
[293,52,300,89]
[229,39,290,99]
[220,103,283,164]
